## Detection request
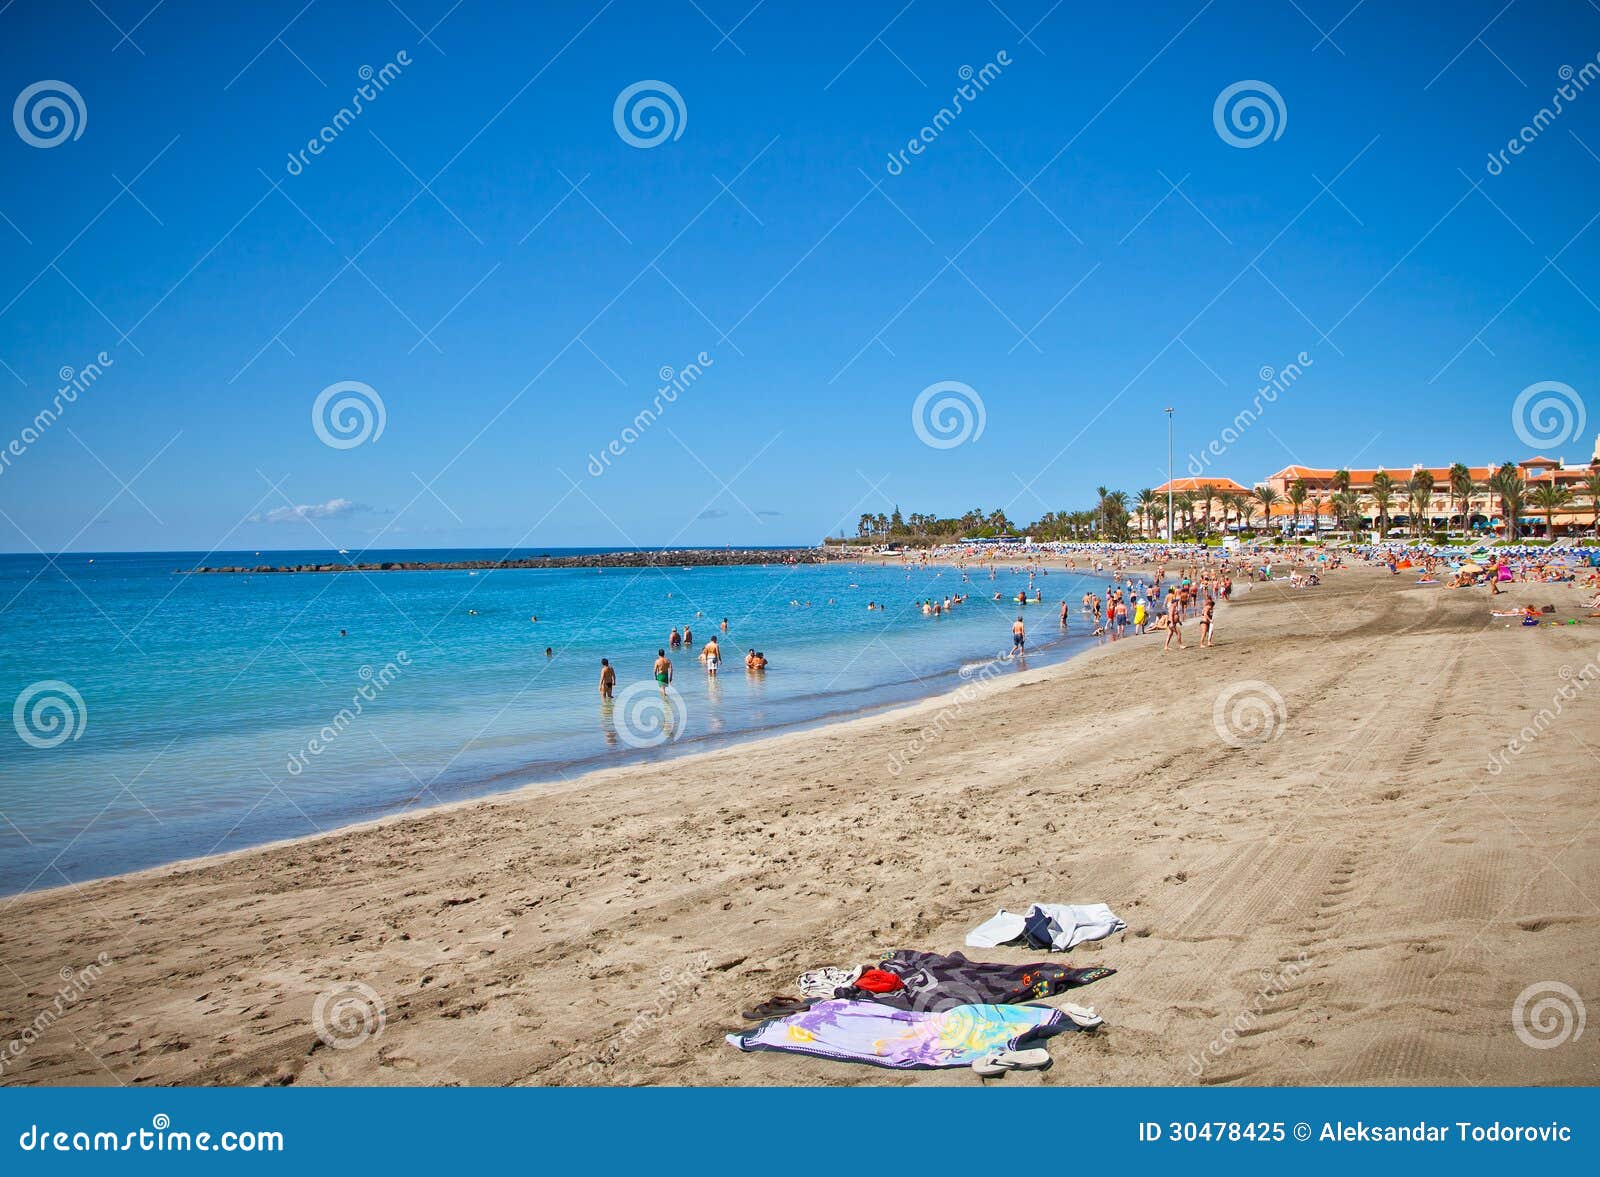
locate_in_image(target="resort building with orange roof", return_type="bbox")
[1142,435,1600,538]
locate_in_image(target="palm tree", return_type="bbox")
[1174,491,1194,536]
[1253,485,1279,536]
[1197,485,1217,538]
[1447,462,1472,535]
[1286,479,1307,540]
[1215,492,1236,535]
[1136,488,1159,538]
[1530,484,1573,540]
[1308,488,1326,539]
[1237,495,1257,533]
[1332,490,1361,532]
[1489,463,1524,539]
[1103,490,1129,539]
[1332,468,1351,498]
[1094,486,1112,537]
[1408,469,1434,538]
[1584,472,1600,536]
[1369,471,1395,538]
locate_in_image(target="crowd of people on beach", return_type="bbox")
[585,538,1599,710]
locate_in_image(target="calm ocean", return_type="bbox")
[0,549,1107,894]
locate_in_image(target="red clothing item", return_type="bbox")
[854,968,906,993]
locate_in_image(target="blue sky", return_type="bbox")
[0,0,1597,552]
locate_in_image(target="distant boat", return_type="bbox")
[338,549,350,555]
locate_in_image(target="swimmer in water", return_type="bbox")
[598,657,615,698]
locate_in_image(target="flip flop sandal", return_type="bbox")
[741,997,812,1020]
[971,1048,1053,1077]
[1061,1003,1103,1028]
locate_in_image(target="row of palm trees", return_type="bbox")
[1353,463,1600,540]
[850,463,1600,545]
[1128,484,1297,539]
[1121,463,1600,542]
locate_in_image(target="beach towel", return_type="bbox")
[840,949,1113,1011]
[965,903,1127,951]
[726,999,1073,1069]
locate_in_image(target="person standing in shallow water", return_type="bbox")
[598,658,616,699]
[653,648,673,692]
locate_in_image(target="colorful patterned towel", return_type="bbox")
[726,999,1073,1069]
[845,949,1113,1011]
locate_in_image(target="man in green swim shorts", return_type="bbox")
[653,648,673,692]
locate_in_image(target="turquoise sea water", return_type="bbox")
[0,550,1108,894]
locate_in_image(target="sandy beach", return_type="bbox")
[2,565,1596,1087]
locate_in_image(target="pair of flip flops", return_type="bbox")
[970,1005,1103,1078]
[972,1048,1053,1077]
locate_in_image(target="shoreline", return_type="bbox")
[3,566,1595,1087]
[2,595,1123,905]
[2,558,1102,900]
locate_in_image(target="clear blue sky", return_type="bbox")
[1,0,1596,552]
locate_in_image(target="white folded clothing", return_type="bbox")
[964,909,1028,948]
[964,902,1127,950]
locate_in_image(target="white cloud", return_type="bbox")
[250,497,369,525]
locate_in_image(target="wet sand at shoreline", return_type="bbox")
[2,565,1596,1086]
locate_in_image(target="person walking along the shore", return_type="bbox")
[1163,592,1185,652]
